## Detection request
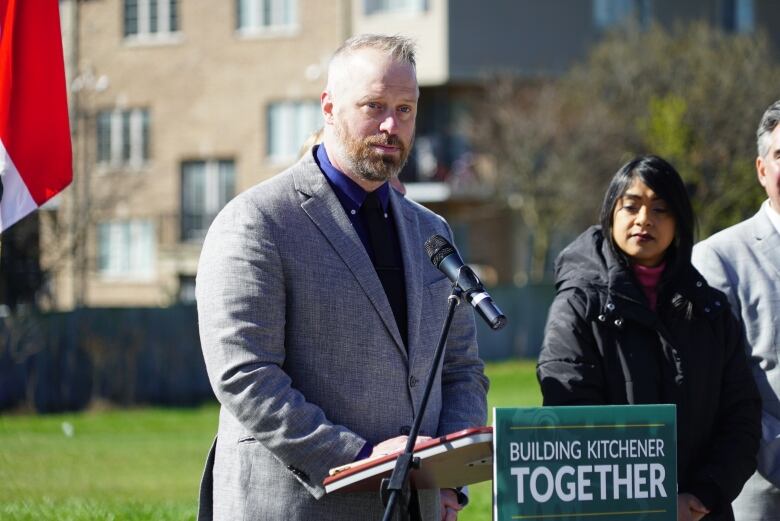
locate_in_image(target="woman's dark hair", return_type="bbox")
[599,155,694,281]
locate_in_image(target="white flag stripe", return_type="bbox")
[0,138,38,232]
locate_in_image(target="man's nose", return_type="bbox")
[379,113,398,134]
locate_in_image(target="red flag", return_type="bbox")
[0,0,72,233]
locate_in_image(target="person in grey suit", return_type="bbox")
[195,34,489,521]
[692,100,780,520]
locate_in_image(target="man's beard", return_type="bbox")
[335,122,413,182]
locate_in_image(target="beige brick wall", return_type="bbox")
[51,0,351,309]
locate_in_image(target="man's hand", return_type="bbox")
[440,489,463,521]
[677,493,710,521]
[369,435,432,459]
[329,435,434,477]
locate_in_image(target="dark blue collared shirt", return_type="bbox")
[315,143,394,259]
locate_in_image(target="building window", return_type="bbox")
[267,101,322,162]
[98,219,156,279]
[722,0,754,33]
[593,0,651,29]
[181,160,235,242]
[178,275,196,303]
[364,0,427,15]
[236,0,298,34]
[96,108,150,168]
[124,0,179,39]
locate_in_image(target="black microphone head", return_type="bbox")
[425,234,455,267]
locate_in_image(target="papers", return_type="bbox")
[324,427,493,494]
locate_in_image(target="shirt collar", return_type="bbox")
[316,143,390,211]
[763,199,780,236]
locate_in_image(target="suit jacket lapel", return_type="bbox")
[752,207,780,280]
[391,189,423,361]
[293,156,407,359]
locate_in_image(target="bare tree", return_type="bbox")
[566,22,780,237]
[469,22,780,283]
[468,80,607,282]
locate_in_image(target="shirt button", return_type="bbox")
[350,209,356,215]
[400,425,411,435]
[696,281,703,287]
[409,376,418,387]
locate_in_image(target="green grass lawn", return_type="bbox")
[0,359,540,520]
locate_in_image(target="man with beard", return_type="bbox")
[195,34,489,521]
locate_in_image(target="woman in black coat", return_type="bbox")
[537,155,761,521]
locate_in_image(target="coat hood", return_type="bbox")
[554,225,620,293]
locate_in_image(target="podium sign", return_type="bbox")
[493,405,676,521]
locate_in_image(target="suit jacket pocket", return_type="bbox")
[424,276,452,298]
[423,277,453,323]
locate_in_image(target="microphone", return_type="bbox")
[425,234,507,330]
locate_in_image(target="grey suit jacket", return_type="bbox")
[693,206,780,520]
[195,149,489,520]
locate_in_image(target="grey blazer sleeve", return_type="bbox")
[196,194,366,498]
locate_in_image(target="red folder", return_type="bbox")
[323,427,493,493]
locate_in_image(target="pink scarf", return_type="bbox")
[632,262,666,311]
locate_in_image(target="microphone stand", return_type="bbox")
[380,285,463,521]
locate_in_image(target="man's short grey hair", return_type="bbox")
[330,34,417,72]
[757,100,780,157]
[333,34,416,67]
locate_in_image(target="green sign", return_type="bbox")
[493,405,676,521]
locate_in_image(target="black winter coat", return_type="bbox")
[537,226,761,521]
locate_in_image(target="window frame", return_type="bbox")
[180,159,236,243]
[123,0,182,45]
[363,0,428,16]
[722,0,755,33]
[97,219,157,281]
[592,0,652,30]
[95,107,151,171]
[266,99,322,164]
[235,0,299,38]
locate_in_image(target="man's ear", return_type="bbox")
[321,91,334,124]
[757,155,767,188]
